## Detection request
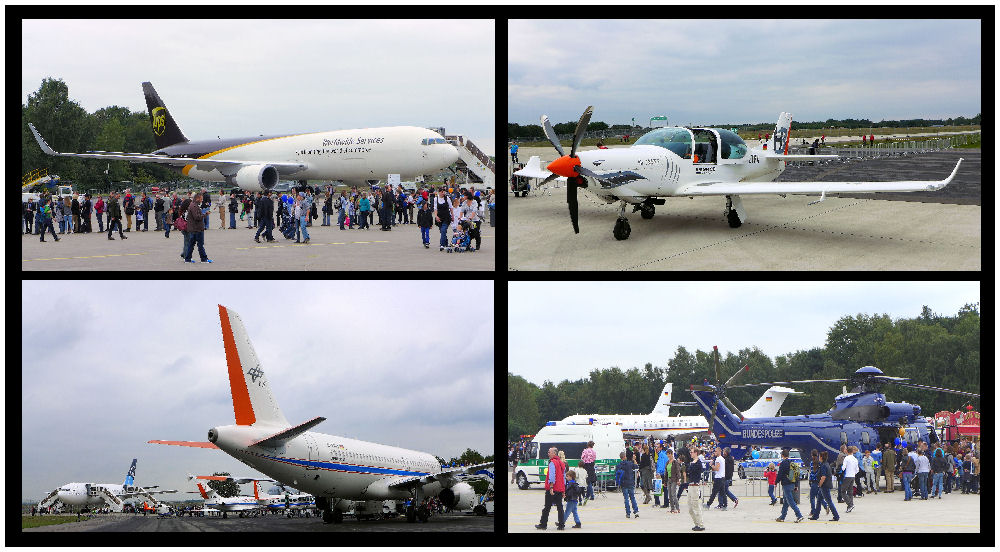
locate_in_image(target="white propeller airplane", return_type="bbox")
[259,484,317,516]
[514,106,963,240]
[150,305,491,524]
[28,82,459,191]
[36,458,176,512]
[556,382,801,440]
[187,474,273,518]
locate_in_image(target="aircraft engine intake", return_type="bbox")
[234,164,278,191]
[438,482,476,511]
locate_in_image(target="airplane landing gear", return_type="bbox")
[725,196,743,228]
[633,200,655,219]
[613,201,631,240]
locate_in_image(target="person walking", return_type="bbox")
[254,191,275,243]
[775,448,804,523]
[807,450,829,519]
[37,197,60,242]
[95,195,106,233]
[182,192,213,263]
[359,192,371,230]
[510,141,519,164]
[765,462,778,505]
[638,443,653,504]
[706,447,727,510]
[434,189,451,249]
[579,441,597,505]
[298,191,311,244]
[54,196,65,234]
[535,447,566,530]
[722,447,739,509]
[817,451,840,521]
[562,470,582,529]
[930,448,947,498]
[841,446,859,513]
[415,201,434,248]
[615,450,639,519]
[666,448,682,513]
[835,444,848,502]
[164,198,174,238]
[322,193,332,226]
[653,443,667,508]
[106,192,127,240]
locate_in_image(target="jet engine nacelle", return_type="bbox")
[438,482,476,511]
[234,164,278,191]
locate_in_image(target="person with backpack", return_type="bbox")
[562,469,582,528]
[775,448,804,523]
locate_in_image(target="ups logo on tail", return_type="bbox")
[151,107,166,136]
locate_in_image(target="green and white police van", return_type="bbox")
[514,422,625,490]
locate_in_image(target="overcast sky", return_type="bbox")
[508,281,979,387]
[509,19,981,128]
[22,19,495,156]
[21,280,493,502]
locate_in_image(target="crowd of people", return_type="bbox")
[23,183,495,260]
[527,435,979,532]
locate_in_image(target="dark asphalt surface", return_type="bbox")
[777,149,980,205]
[26,513,493,532]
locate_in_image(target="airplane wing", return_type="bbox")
[190,475,273,485]
[148,440,220,449]
[386,462,495,490]
[765,154,839,162]
[29,124,308,176]
[122,488,178,496]
[676,158,961,196]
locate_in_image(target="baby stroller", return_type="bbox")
[447,220,474,253]
[279,204,297,239]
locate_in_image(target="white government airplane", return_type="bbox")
[186,474,273,518]
[150,305,491,524]
[557,382,801,440]
[36,458,176,512]
[28,82,459,190]
[515,106,963,240]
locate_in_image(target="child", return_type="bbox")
[563,469,582,528]
[447,220,472,253]
[765,463,778,505]
[417,201,433,248]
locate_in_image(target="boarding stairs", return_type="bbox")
[91,485,126,512]
[23,168,59,191]
[447,135,495,188]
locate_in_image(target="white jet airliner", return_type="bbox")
[187,474,272,518]
[150,305,491,524]
[28,82,459,190]
[557,382,802,440]
[36,458,176,512]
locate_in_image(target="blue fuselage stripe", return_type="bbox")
[261,455,431,477]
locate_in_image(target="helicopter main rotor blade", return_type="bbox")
[540,115,566,157]
[891,381,980,397]
[721,396,744,421]
[726,378,850,389]
[724,364,750,387]
[571,106,594,158]
[689,384,714,392]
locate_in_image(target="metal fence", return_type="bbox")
[786,132,979,162]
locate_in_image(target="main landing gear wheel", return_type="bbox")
[640,203,655,219]
[613,218,631,240]
[727,208,742,228]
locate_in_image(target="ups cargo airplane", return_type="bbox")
[28,82,459,190]
[150,305,490,524]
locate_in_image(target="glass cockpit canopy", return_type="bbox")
[634,127,749,160]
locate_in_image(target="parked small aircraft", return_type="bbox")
[515,107,963,240]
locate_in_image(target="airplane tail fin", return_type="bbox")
[650,383,674,416]
[195,482,215,500]
[743,386,803,418]
[123,458,137,486]
[513,156,557,179]
[218,305,290,428]
[769,112,793,155]
[142,82,188,149]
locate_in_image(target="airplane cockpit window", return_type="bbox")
[422,138,447,145]
[716,129,748,159]
[634,128,694,158]
[692,129,718,163]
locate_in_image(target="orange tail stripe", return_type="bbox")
[219,304,256,425]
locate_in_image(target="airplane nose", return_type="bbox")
[547,155,581,178]
[444,144,459,165]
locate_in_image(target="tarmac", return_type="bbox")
[507,474,981,533]
[21,213,495,271]
[508,148,980,271]
[23,512,493,532]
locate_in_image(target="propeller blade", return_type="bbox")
[575,165,600,181]
[541,115,565,157]
[724,364,750,387]
[891,381,980,397]
[571,106,594,158]
[540,173,561,185]
[567,177,579,233]
[722,396,744,421]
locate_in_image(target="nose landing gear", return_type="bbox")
[613,201,631,240]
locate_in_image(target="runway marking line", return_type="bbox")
[23,253,148,262]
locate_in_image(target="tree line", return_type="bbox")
[22,78,199,191]
[508,114,981,140]
[508,305,979,440]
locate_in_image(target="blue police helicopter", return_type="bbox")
[689,346,979,461]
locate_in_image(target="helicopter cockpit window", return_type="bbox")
[716,129,748,159]
[633,128,693,158]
